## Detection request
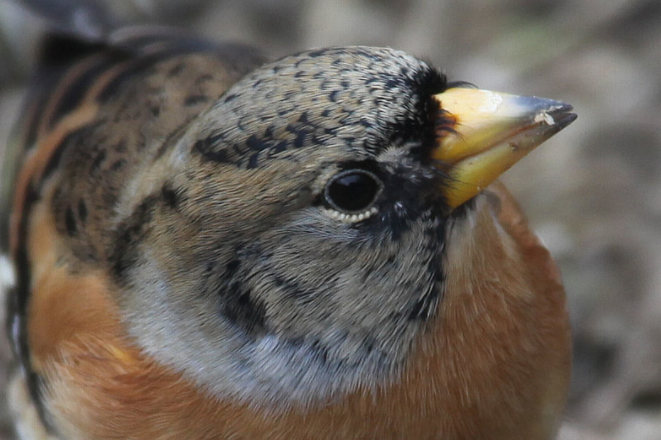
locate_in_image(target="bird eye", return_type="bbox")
[324,169,383,215]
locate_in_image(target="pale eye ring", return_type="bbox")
[323,169,383,216]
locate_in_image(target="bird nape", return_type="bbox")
[2,26,575,440]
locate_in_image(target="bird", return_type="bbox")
[1,23,575,440]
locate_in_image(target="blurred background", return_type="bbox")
[0,0,660,439]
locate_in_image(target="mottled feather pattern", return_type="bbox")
[4,28,267,433]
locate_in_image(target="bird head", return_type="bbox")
[117,46,575,407]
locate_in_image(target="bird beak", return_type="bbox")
[431,87,577,209]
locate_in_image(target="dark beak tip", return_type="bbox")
[554,111,578,129]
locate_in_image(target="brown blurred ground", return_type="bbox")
[1,0,661,439]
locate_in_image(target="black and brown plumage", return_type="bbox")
[2,21,575,440]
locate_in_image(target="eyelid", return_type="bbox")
[320,207,378,223]
[311,165,340,198]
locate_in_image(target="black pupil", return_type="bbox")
[326,170,380,213]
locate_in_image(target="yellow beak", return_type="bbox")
[431,87,576,209]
